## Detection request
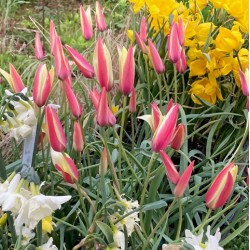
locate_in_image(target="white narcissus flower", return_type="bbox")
[113,230,125,250]
[15,194,71,233]
[36,237,58,250]
[184,225,224,250]
[21,226,35,246]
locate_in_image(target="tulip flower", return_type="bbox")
[73,120,84,152]
[64,83,83,118]
[165,98,174,114]
[34,32,44,60]
[174,161,195,197]
[176,48,187,73]
[168,22,181,63]
[148,39,165,73]
[139,16,147,42]
[129,89,137,113]
[118,45,135,95]
[160,151,179,184]
[65,45,94,78]
[33,64,51,107]
[170,123,186,150]
[96,87,116,126]
[0,64,25,93]
[239,68,249,109]
[205,162,238,209]
[177,18,185,46]
[50,148,79,183]
[45,106,66,152]
[135,32,148,54]
[49,20,57,55]
[95,1,107,31]
[138,102,179,152]
[54,35,71,81]
[93,37,113,91]
[80,5,93,40]
[89,88,100,110]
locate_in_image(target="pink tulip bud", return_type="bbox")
[65,45,94,78]
[96,87,116,126]
[148,39,165,73]
[152,105,178,152]
[34,32,44,60]
[33,64,51,107]
[54,36,71,80]
[139,16,147,42]
[238,68,249,97]
[65,83,83,118]
[95,1,107,31]
[73,120,84,152]
[176,48,187,73]
[45,106,67,152]
[89,88,100,110]
[170,123,185,150]
[50,20,57,55]
[177,18,185,46]
[168,22,181,63]
[80,5,93,40]
[50,148,79,184]
[174,161,195,198]
[93,37,113,91]
[99,147,108,175]
[9,64,25,92]
[118,45,135,95]
[205,162,238,209]
[135,32,148,54]
[151,102,162,132]
[166,98,174,114]
[129,89,137,113]
[160,151,179,184]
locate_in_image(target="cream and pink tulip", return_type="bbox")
[50,20,57,55]
[118,45,135,96]
[95,1,107,31]
[139,16,147,42]
[205,162,238,209]
[34,32,44,60]
[148,39,165,73]
[50,148,79,184]
[45,106,67,152]
[33,64,51,107]
[174,161,195,197]
[80,5,93,40]
[135,32,148,54]
[65,45,94,78]
[176,48,187,73]
[168,22,181,63]
[93,38,113,91]
[170,123,185,150]
[8,64,25,93]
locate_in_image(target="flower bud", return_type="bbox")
[170,123,185,150]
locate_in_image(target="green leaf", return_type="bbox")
[142,200,168,211]
[96,221,114,243]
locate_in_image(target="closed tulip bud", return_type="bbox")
[80,5,93,40]
[96,87,116,126]
[93,38,113,91]
[118,45,135,95]
[165,98,174,114]
[170,123,185,150]
[129,89,137,113]
[89,88,100,110]
[95,1,107,31]
[135,32,148,54]
[205,162,238,209]
[177,18,185,46]
[65,83,83,118]
[73,120,84,152]
[168,22,181,63]
[174,161,195,197]
[176,48,187,73]
[34,32,44,60]
[238,68,249,97]
[45,106,67,152]
[148,39,165,73]
[50,148,79,183]
[139,16,147,42]
[54,36,71,80]
[50,20,57,55]
[33,64,51,107]
[65,45,94,78]
[160,151,179,184]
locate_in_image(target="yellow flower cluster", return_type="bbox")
[129,0,249,105]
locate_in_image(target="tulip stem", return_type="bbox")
[156,73,163,108]
[175,198,183,240]
[131,113,135,155]
[174,64,178,103]
[196,208,212,235]
[162,75,170,102]
[142,198,177,250]
[144,55,151,102]
[139,152,156,233]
